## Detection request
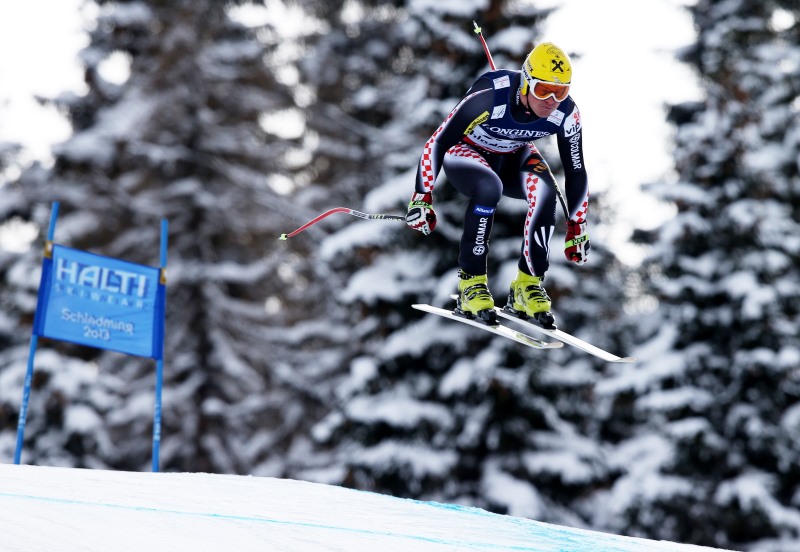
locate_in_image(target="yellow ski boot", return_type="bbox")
[504,269,556,329]
[455,270,497,326]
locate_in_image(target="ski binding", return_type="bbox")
[412,304,562,350]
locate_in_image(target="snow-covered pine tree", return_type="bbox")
[284,1,631,525]
[594,0,800,549]
[0,0,327,474]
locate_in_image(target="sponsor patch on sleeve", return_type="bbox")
[464,111,490,135]
[493,75,510,89]
[562,105,582,137]
[491,105,506,119]
[547,110,565,126]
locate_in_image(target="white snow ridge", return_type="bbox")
[0,464,735,551]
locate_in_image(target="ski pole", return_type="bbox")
[278,207,405,240]
[472,21,571,221]
[472,21,496,71]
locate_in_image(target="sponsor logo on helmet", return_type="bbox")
[491,105,506,119]
[523,59,534,78]
[550,59,566,75]
[544,45,563,56]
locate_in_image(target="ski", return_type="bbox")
[496,308,636,363]
[412,304,563,350]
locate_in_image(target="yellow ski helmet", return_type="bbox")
[521,42,572,95]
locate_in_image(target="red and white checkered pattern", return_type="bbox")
[419,136,438,193]
[446,143,490,168]
[522,174,539,272]
[571,196,589,224]
[418,108,459,193]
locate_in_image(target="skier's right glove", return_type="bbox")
[564,220,590,264]
[406,192,437,235]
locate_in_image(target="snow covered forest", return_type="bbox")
[0,1,799,551]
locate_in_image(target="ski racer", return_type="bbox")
[405,42,590,329]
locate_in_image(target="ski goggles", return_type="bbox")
[524,74,570,102]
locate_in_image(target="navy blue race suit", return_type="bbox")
[413,69,588,277]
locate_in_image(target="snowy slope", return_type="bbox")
[0,464,735,552]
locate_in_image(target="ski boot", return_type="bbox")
[454,270,497,326]
[503,269,557,329]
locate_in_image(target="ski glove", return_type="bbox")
[406,192,437,235]
[564,221,590,264]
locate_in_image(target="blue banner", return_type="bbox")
[33,245,165,359]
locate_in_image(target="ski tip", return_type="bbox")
[278,234,288,241]
[614,357,637,363]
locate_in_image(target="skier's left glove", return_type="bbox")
[564,221,590,264]
[406,192,437,235]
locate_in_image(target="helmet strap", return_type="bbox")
[517,86,531,112]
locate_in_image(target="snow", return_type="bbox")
[635,387,716,415]
[64,404,103,433]
[596,324,685,395]
[356,441,457,479]
[0,463,737,552]
[346,393,452,428]
[522,449,597,485]
[439,359,479,396]
[716,472,800,531]
[55,91,157,168]
[482,462,545,518]
[99,2,153,26]
[408,0,490,17]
